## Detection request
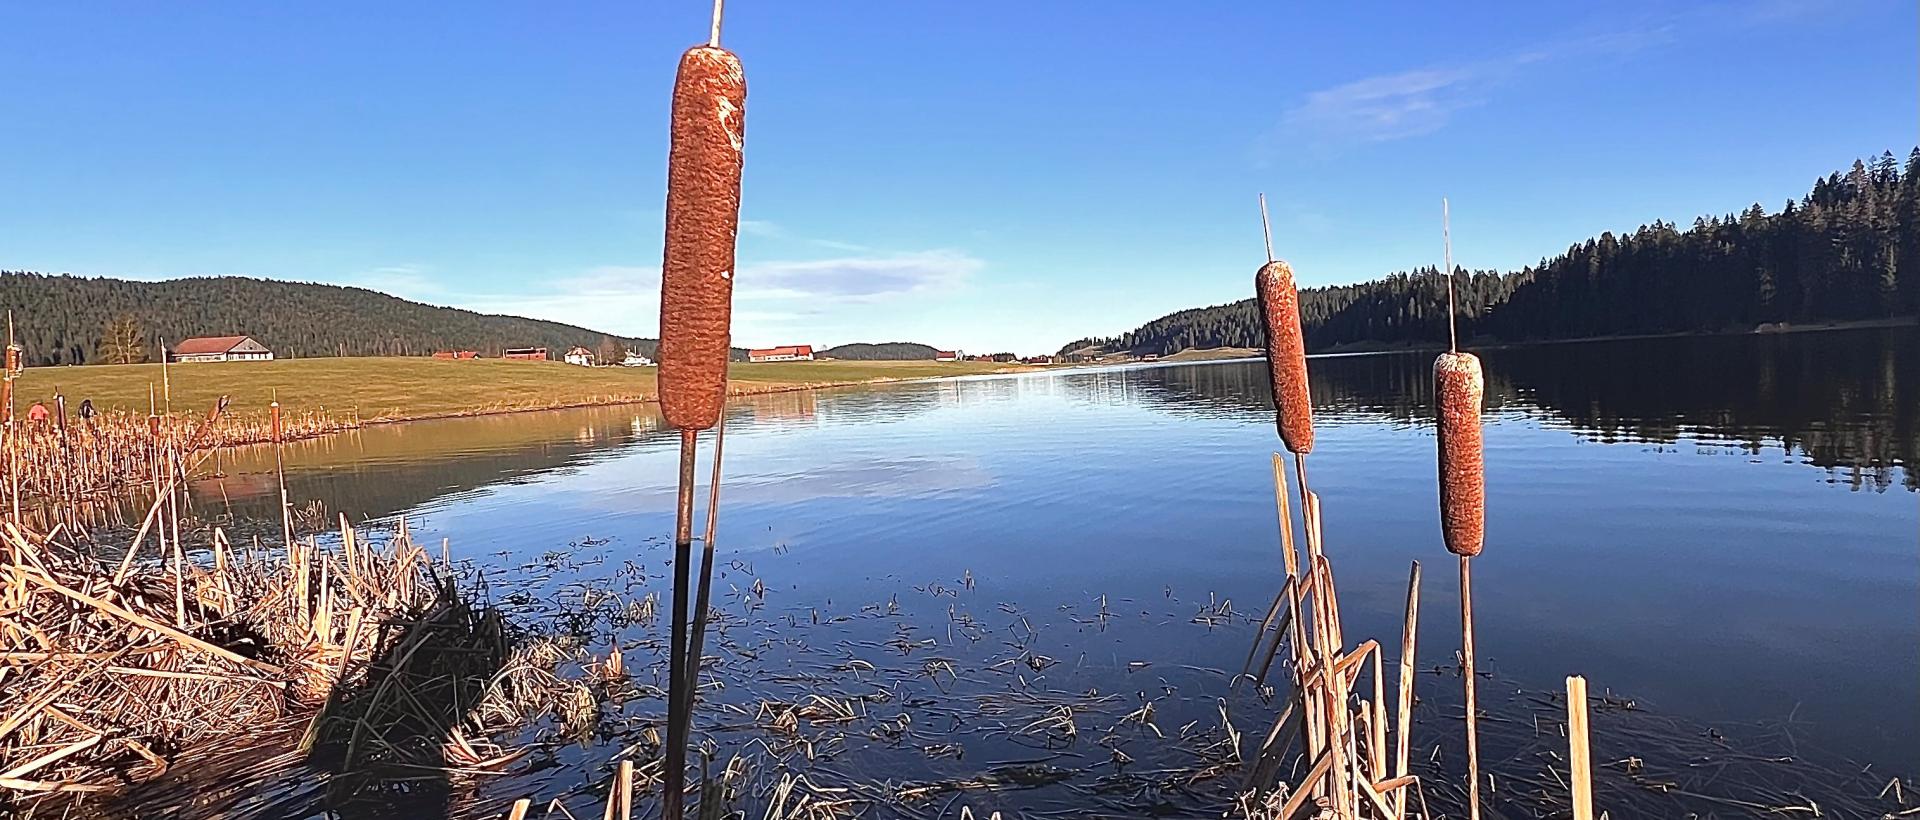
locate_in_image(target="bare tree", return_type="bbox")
[98,315,147,365]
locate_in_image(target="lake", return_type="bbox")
[187,327,1918,816]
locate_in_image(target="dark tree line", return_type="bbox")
[1062,150,1920,356]
[0,273,664,366]
[818,342,943,360]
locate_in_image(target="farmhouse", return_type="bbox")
[503,347,549,361]
[169,335,273,363]
[934,350,959,361]
[564,346,595,366]
[748,345,814,363]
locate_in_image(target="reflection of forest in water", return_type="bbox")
[1134,327,1917,491]
[192,328,1915,524]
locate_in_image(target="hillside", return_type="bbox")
[0,272,665,366]
[818,342,945,360]
[1063,150,1920,357]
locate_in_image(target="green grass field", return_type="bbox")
[12,357,1023,422]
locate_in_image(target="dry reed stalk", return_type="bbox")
[1267,455,1316,746]
[619,758,636,820]
[1393,561,1420,817]
[1567,675,1594,820]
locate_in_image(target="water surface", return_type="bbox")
[201,327,1920,777]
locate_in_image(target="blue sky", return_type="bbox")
[2,1,1913,354]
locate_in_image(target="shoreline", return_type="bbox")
[345,365,1035,428]
[319,317,1920,429]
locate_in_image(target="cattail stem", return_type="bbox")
[1291,453,1313,555]
[709,0,725,47]
[1443,197,1457,353]
[664,428,699,820]
[1258,193,1275,263]
[683,414,727,698]
[1460,554,1481,820]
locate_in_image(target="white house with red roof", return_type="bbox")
[169,335,273,363]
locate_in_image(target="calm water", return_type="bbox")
[199,328,1920,787]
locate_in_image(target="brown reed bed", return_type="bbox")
[0,511,537,812]
[0,402,352,530]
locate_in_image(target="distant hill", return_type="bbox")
[0,272,675,366]
[818,342,946,360]
[1062,150,1920,357]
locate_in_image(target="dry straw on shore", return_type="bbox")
[0,515,438,796]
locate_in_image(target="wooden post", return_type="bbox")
[1567,675,1594,820]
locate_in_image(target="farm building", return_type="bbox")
[935,350,959,361]
[621,351,654,367]
[433,350,479,360]
[564,346,595,366]
[169,335,273,363]
[748,345,814,362]
[503,348,549,361]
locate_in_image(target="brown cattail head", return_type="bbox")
[270,401,282,442]
[658,45,746,432]
[1434,351,1485,557]
[1255,261,1314,454]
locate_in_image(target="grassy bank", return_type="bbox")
[14,357,1025,422]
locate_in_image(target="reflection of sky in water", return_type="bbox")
[199,328,1920,768]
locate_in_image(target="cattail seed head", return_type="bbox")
[1255,261,1314,454]
[658,45,746,432]
[1434,351,1485,557]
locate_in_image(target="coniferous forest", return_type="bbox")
[0,274,659,366]
[1061,151,1920,357]
[817,342,944,360]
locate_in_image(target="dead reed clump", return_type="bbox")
[0,515,488,801]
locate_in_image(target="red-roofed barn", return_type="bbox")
[747,345,814,362]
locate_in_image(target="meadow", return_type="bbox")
[12,356,1023,422]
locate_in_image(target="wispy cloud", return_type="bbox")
[1282,67,1480,145]
[737,218,877,254]
[1269,24,1676,152]
[744,250,981,301]
[384,248,984,343]
[738,219,787,239]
